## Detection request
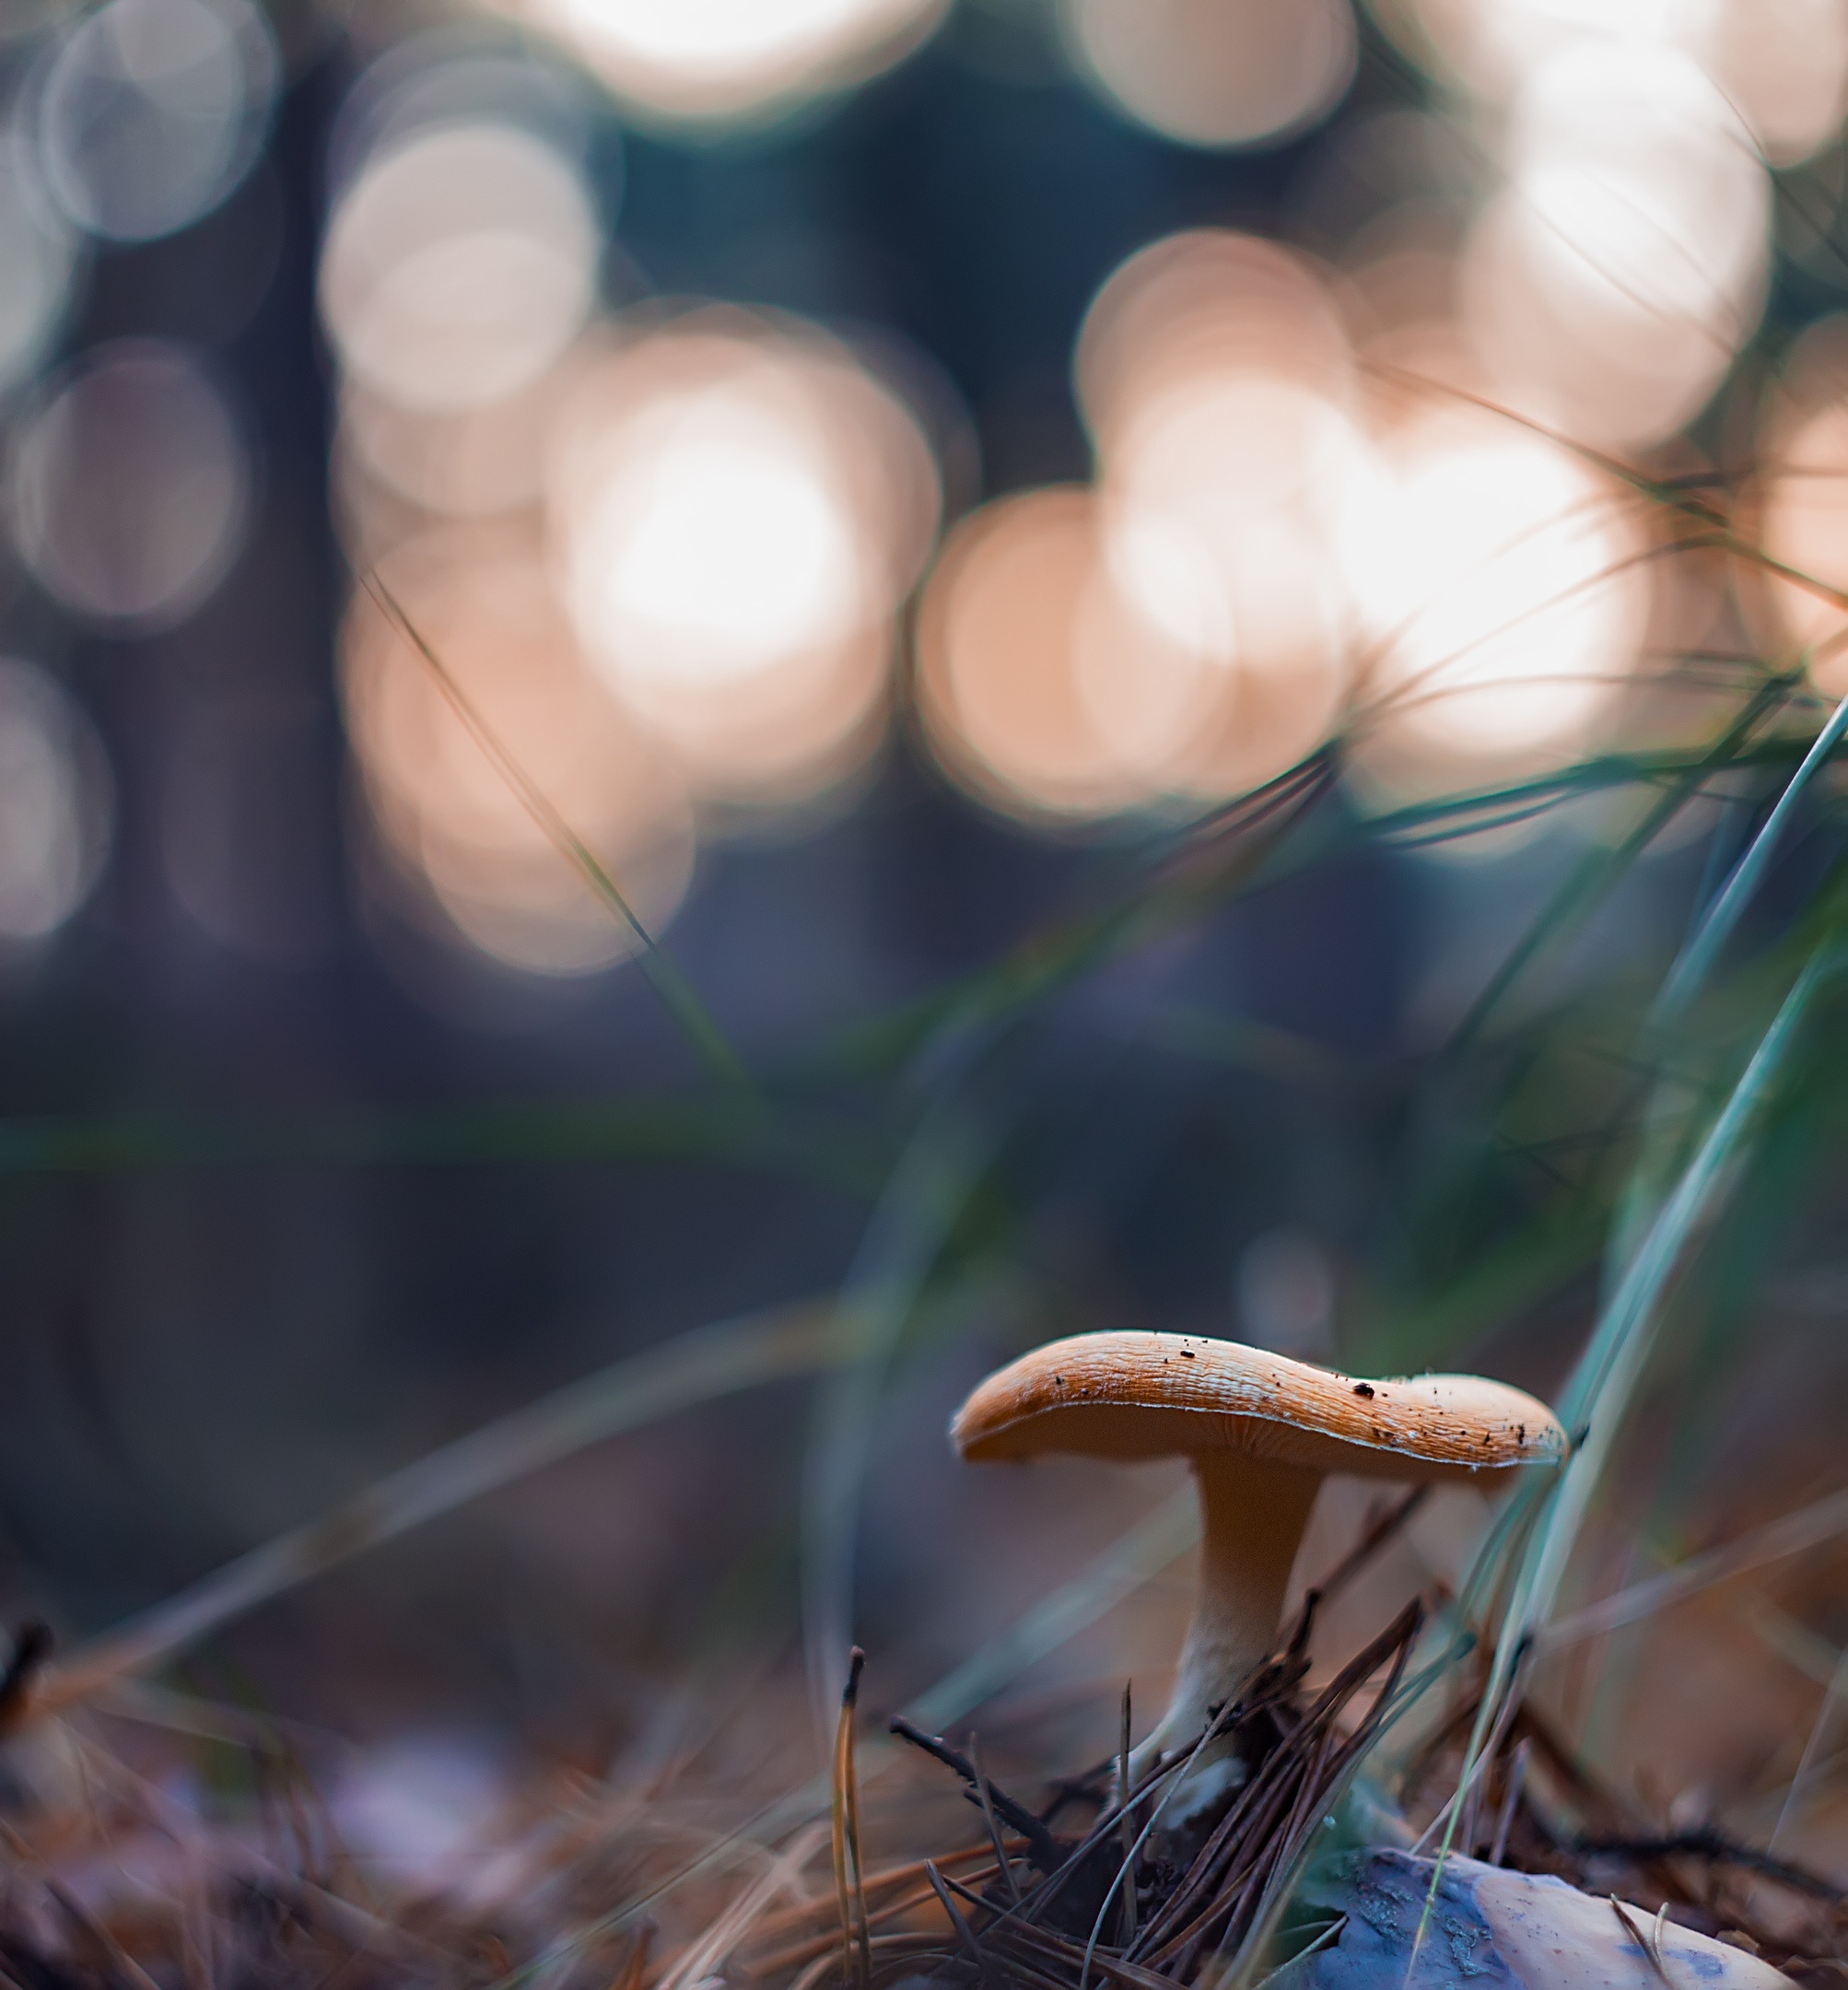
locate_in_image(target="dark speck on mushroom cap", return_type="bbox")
[950,1329,1566,1481]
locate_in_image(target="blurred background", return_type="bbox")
[3,0,1848,1891]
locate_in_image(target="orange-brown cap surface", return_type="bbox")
[951,1331,1565,1481]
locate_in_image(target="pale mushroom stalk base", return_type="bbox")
[1127,1450,1322,1802]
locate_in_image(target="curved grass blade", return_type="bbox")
[818,759,1334,1083]
[1654,684,1848,1025]
[1413,942,1842,1953]
[360,572,754,1098]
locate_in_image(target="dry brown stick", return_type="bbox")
[1141,1754,1316,1974]
[1488,1739,1529,1867]
[831,1651,872,1990]
[965,1938,1070,1990]
[780,1930,958,1990]
[1398,1675,1488,1802]
[1129,1739,1296,1955]
[1010,1747,1195,1930]
[1224,1726,1344,1960]
[1512,1702,1651,1837]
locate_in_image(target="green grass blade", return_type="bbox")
[1398,944,1838,1959]
[1491,942,1840,1740]
[1654,687,1848,1024]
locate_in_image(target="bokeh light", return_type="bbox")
[29,0,277,244]
[1388,0,1848,165]
[1460,41,1769,450]
[922,231,1381,824]
[1337,406,1651,790]
[7,340,252,630]
[1063,0,1357,150]
[338,360,584,530]
[915,484,1326,820]
[0,132,80,392]
[504,0,948,124]
[1706,0,1848,168]
[917,486,1165,820]
[0,657,111,943]
[342,534,695,977]
[549,313,940,804]
[1103,374,1356,653]
[320,122,600,416]
[328,32,596,187]
[1075,230,1351,454]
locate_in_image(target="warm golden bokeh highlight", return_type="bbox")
[499,0,949,124]
[1389,0,1848,165]
[1075,231,1351,457]
[1057,235,1354,808]
[1459,42,1767,451]
[922,225,1659,823]
[1062,0,1356,151]
[318,30,956,973]
[917,486,1184,820]
[1338,406,1651,791]
[309,0,1848,960]
[549,312,939,806]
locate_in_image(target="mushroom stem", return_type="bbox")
[1129,1451,1322,1786]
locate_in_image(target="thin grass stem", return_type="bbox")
[359,572,754,1097]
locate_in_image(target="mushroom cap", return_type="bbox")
[952,1331,1566,1481]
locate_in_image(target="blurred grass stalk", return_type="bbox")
[35,1299,839,1719]
[1418,651,1848,1890]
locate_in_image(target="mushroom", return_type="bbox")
[951,1331,1566,1797]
